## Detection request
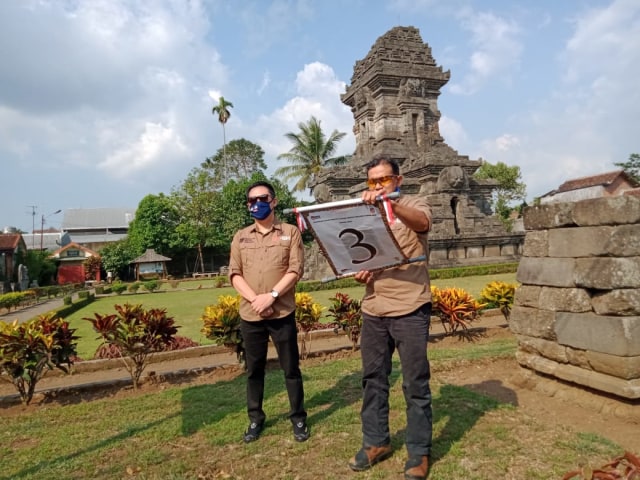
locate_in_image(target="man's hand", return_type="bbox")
[354,270,375,284]
[250,293,275,315]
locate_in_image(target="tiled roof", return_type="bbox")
[0,234,21,251]
[554,170,636,193]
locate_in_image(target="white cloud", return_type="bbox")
[99,121,189,178]
[249,62,354,169]
[449,11,522,95]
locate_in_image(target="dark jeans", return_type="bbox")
[360,303,432,457]
[240,312,306,425]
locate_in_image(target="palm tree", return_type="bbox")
[211,96,234,181]
[275,116,348,193]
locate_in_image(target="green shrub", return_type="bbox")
[111,282,127,295]
[63,295,72,306]
[142,280,160,293]
[94,286,105,295]
[78,290,90,299]
[128,282,141,294]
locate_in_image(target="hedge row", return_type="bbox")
[296,263,519,292]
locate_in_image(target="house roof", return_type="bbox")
[0,234,23,252]
[49,242,100,259]
[131,248,172,264]
[62,207,136,230]
[553,169,638,194]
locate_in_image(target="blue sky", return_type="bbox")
[1,0,639,233]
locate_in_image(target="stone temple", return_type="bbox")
[305,26,524,279]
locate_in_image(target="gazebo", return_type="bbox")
[131,249,172,281]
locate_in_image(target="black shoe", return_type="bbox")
[243,422,263,443]
[292,420,310,442]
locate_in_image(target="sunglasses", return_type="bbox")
[247,194,272,205]
[366,175,398,189]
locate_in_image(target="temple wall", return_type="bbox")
[511,195,640,400]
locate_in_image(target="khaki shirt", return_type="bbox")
[229,220,304,321]
[362,195,432,317]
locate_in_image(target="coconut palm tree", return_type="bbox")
[275,116,348,194]
[211,96,234,181]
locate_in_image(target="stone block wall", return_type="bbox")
[512,195,640,399]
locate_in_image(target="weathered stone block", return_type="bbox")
[523,202,576,230]
[607,224,640,256]
[555,312,640,356]
[574,257,640,289]
[539,286,592,313]
[516,350,640,399]
[500,244,516,256]
[592,289,640,316]
[572,195,640,226]
[587,350,640,380]
[448,247,465,259]
[484,245,500,256]
[509,306,556,339]
[517,335,567,362]
[565,347,589,369]
[466,246,483,258]
[522,230,548,257]
[429,248,448,261]
[548,226,613,257]
[516,257,576,287]
[514,285,542,308]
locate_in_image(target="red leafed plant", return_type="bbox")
[84,303,179,389]
[327,292,363,351]
[562,451,640,479]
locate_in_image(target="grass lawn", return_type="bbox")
[0,334,622,480]
[66,273,516,360]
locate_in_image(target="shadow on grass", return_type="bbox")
[431,382,516,463]
[3,413,180,480]
[179,353,402,438]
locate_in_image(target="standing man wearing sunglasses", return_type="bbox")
[347,154,433,480]
[229,180,309,444]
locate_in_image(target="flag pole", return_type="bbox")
[283,191,399,215]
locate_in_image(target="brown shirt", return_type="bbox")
[229,219,304,321]
[361,195,432,317]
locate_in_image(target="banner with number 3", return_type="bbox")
[286,194,424,281]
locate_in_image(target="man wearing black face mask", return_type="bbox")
[228,180,309,444]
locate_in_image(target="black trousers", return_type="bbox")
[240,312,306,425]
[360,303,432,457]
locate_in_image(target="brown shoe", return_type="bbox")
[348,445,393,471]
[404,455,429,480]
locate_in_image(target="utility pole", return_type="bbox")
[27,205,37,248]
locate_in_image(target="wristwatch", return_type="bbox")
[271,289,279,299]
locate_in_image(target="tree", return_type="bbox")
[208,172,301,251]
[201,138,267,183]
[473,160,526,229]
[100,239,137,281]
[171,167,218,273]
[275,116,348,193]
[126,193,180,256]
[211,96,234,180]
[614,153,640,183]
